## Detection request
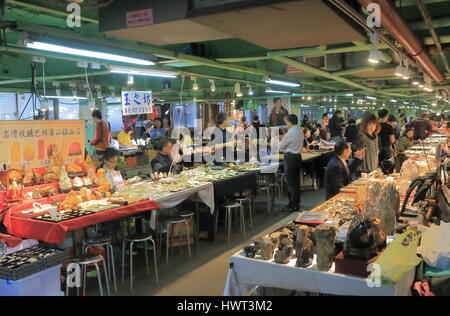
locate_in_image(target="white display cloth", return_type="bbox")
[149,183,214,230]
[224,251,415,296]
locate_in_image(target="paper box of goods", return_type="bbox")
[335,251,381,278]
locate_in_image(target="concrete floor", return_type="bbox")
[100,186,326,297]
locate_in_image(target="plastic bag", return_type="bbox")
[369,231,422,285]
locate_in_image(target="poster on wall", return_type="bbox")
[266,97,292,127]
[0,120,86,169]
[122,91,153,116]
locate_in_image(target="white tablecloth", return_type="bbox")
[150,183,214,230]
[224,251,415,296]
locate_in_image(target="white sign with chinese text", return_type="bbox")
[122,91,153,116]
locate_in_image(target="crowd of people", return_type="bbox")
[323,109,447,202]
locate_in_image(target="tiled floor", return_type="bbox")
[87,187,326,296]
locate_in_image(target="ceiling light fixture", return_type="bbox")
[209,79,216,93]
[26,40,154,66]
[192,77,199,91]
[235,82,243,97]
[264,77,301,88]
[108,66,177,78]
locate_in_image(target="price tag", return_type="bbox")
[111,171,125,191]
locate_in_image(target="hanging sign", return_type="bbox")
[122,91,153,116]
[0,120,85,169]
[126,9,154,28]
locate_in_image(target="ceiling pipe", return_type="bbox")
[357,0,446,85]
[415,0,450,73]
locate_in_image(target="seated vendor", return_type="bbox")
[97,147,126,188]
[151,136,182,174]
[117,126,136,148]
[325,142,365,200]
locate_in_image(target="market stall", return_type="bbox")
[224,136,450,297]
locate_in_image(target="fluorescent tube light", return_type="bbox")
[265,78,300,88]
[45,96,88,100]
[368,49,380,64]
[109,66,177,78]
[265,88,290,94]
[26,41,154,66]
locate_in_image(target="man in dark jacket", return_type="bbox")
[151,136,182,174]
[329,110,344,143]
[325,142,365,200]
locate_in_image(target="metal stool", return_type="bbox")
[270,182,282,206]
[68,254,110,296]
[235,197,253,228]
[121,234,159,292]
[257,183,272,215]
[178,210,199,249]
[82,236,117,293]
[224,203,246,244]
[161,216,192,264]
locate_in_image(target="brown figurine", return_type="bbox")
[313,225,336,271]
[295,226,315,268]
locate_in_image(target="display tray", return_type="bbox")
[0,246,70,281]
[32,210,96,223]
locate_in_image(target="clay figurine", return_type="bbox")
[295,226,314,268]
[313,225,336,271]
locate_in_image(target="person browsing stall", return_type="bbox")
[151,136,182,174]
[325,142,365,200]
[353,112,380,174]
[279,114,304,213]
[150,118,168,139]
[89,110,110,157]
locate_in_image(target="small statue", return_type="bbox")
[259,239,275,260]
[314,225,336,271]
[274,244,294,264]
[344,214,378,260]
[59,167,73,193]
[295,226,314,268]
[244,245,259,259]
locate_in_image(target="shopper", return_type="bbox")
[213,112,233,163]
[329,110,344,143]
[309,128,322,144]
[251,115,266,139]
[303,128,312,150]
[117,126,135,148]
[344,118,358,143]
[269,98,289,127]
[150,118,168,139]
[325,142,365,200]
[378,109,395,162]
[412,113,433,140]
[319,113,330,129]
[279,114,304,212]
[90,110,110,157]
[389,115,401,140]
[151,136,182,174]
[353,112,380,174]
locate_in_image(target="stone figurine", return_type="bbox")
[313,225,336,271]
[274,244,294,264]
[295,226,314,268]
[259,239,276,260]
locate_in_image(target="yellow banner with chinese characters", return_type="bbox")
[0,120,85,169]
